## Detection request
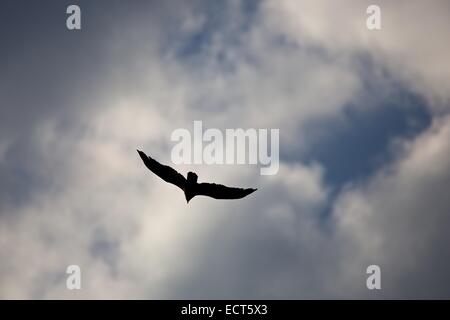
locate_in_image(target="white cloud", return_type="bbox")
[0,112,331,298]
[332,116,450,298]
[263,0,450,110]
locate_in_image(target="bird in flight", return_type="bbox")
[137,150,257,203]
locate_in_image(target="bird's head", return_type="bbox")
[187,171,198,184]
[185,193,195,203]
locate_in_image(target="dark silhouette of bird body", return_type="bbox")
[137,150,257,203]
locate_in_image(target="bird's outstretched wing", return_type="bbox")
[196,183,257,200]
[137,150,186,190]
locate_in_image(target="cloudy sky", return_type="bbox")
[1,0,449,299]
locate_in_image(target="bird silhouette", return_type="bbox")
[137,150,257,203]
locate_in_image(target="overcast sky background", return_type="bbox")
[1,0,450,299]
